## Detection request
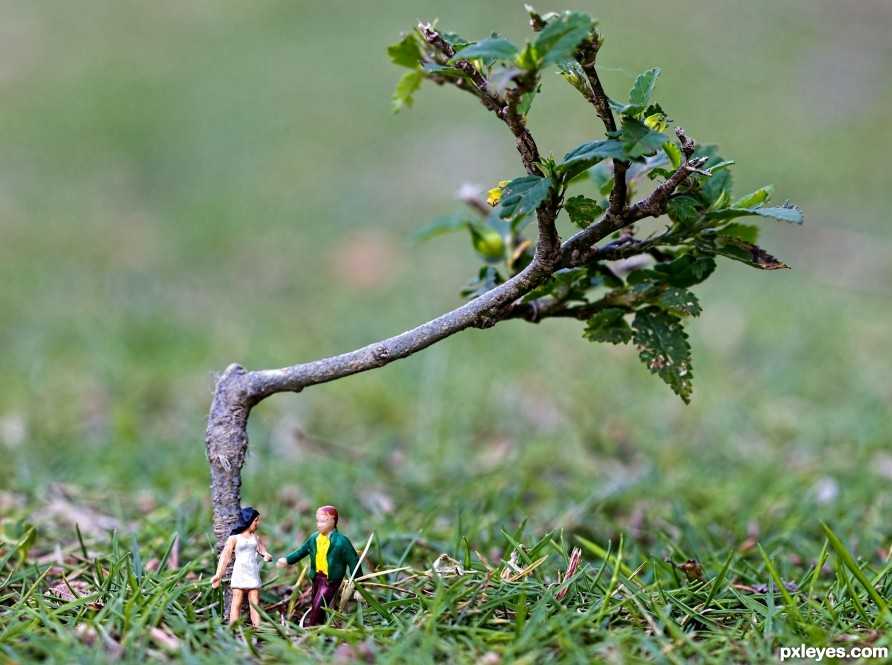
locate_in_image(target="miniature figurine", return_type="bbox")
[211,506,273,627]
[277,505,361,626]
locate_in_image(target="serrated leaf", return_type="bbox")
[498,175,553,220]
[565,195,604,229]
[448,37,519,64]
[410,214,469,243]
[657,287,702,317]
[667,196,701,225]
[534,12,595,67]
[632,307,693,403]
[752,202,803,224]
[617,118,669,160]
[557,140,627,178]
[557,57,592,98]
[706,201,803,225]
[628,67,661,114]
[584,308,632,345]
[388,34,423,69]
[696,236,789,270]
[663,141,682,169]
[392,70,424,113]
[733,185,774,209]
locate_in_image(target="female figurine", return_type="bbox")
[211,506,273,627]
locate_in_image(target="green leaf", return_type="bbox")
[461,265,503,299]
[632,307,693,403]
[584,308,632,345]
[440,32,470,48]
[410,214,469,244]
[517,41,539,71]
[498,175,553,220]
[697,151,734,207]
[448,37,519,63]
[752,202,804,224]
[705,160,735,175]
[654,253,716,288]
[557,57,592,98]
[718,223,759,244]
[557,140,627,178]
[565,195,604,229]
[388,34,423,69]
[695,236,789,270]
[733,185,774,209]
[663,141,682,169]
[523,268,588,302]
[657,287,702,317]
[392,70,423,113]
[422,62,467,77]
[706,201,804,225]
[626,67,661,116]
[667,196,701,225]
[518,84,541,117]
[533,12,595,67]
[588,162,614,196]
[617,118,669,160]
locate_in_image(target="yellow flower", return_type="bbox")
[486,180,511,207]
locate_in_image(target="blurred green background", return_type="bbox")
[1,1,890,541]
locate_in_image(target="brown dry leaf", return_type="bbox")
[48,580,103,609]
[831,630,880,645]
[556,547,582,602]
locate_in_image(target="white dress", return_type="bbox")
[229,534,262,589]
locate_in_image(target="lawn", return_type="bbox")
[1,1,891,662]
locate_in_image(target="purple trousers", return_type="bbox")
[307,572,342,626]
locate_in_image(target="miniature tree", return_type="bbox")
[205,8,801,551]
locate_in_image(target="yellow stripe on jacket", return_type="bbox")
[315,532,330,576]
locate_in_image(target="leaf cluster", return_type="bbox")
[389,7,801,402]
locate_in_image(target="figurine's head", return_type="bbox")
[316,505,338,535]
[230,507,261,536]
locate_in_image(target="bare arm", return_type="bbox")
[256,536,272,562]
[211,536,236,588]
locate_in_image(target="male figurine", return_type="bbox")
[277,505,361,626]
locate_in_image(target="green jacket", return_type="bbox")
[285,529,360,581]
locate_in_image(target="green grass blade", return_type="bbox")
[822,522,891,625]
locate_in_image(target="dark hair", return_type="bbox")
[230,507,260,536]
[318,505,339,527]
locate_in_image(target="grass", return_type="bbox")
[2,481,892,663]
[2,0,892,662]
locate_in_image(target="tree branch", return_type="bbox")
[417,24,560,266]
[575,35,629,220]
[560,127,707,269]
